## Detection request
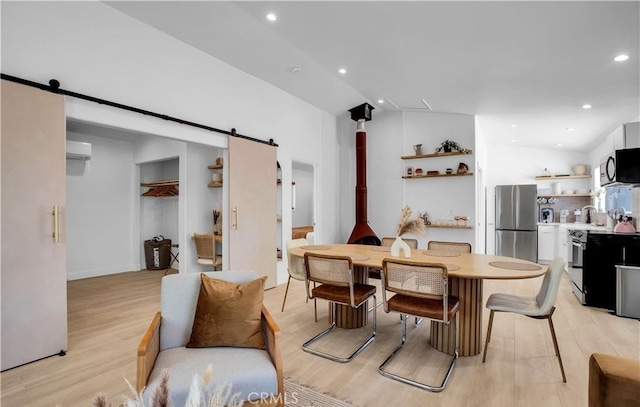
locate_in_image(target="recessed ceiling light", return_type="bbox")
[566,127,575,131]
[338,68,347,74]
[582,104,592,109]
[289,66,302,74]
[510,124,517,128]
[377,99,384,104]
[614,54,629,62]
[556,143,563,147]
[511,139,517,143]
[266,13,277,21]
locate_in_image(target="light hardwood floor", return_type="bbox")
[1,269,638,406]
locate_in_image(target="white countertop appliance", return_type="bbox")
[541,207,554,223]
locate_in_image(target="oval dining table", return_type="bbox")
[289,243,547,357]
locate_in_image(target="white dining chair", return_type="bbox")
[282,238,319,322]
[482,257,567,382]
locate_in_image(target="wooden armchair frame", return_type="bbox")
[137,305,284,407]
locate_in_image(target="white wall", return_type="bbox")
[340,110,476,249]
[184,143,223,273]
[139,159,179,271]
[3,2,342,284]
[485,144,591,254]
[474,118,489,253]
[401,112,476,248]
[66,132,135,279]
[292,165,314,227]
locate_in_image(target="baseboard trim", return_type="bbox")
[67,265,138,281]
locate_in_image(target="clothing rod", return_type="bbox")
[0,73,278,147]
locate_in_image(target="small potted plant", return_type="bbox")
[435,139,470,154]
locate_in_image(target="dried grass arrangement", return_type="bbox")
[395,205,425,237]
[92,366,242,407]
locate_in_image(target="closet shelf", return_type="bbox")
[141,180,179,197]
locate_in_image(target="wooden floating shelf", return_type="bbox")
[207,164,223,170]
[426,225,473,229]
[535,175,591,180]
[538,194,591,197]
[140,180,179,187]
[207,182,223,188]
[401,150,473,160]
[402,173,474,179]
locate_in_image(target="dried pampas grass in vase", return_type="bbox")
[392,205,425,257]
[395,205,425,237]
[92,365,242,407]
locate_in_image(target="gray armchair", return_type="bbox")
[137,271,283,406]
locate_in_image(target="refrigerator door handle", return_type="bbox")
[514,185,520,228]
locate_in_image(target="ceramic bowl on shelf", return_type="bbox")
[562,190,575,195]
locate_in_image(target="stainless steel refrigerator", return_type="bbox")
[495,184,538,262]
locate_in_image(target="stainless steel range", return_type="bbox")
[568,229,587,304]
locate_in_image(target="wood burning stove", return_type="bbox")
[346,103,380,246]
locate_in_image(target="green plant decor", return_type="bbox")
[435,139,471,154]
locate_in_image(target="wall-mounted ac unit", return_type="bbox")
[66,140,92,160]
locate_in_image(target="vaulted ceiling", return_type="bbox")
[108,1,640,152]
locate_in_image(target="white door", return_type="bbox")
[227,137,277,288]
[1,80,67,370]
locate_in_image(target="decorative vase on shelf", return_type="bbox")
[391,236,411,258]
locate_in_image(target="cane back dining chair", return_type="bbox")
[192,233,222,270]
[368,237,419,279]
[302,252,377,363]
[371,237,422,322]
[281,238,317,322]
[379,258,460,392]
[427,240,472,254]
[482,257,567,382]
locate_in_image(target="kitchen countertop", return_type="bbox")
[538,222,612,231]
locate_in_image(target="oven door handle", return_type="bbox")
[571,241,584,249]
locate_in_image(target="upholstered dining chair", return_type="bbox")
[482,257,567,382]
[302,252,377,363]
[379,258,460,392]
[281,238,318,322]
[137,270,283,406]
[427,240,472,254]
[193,233,222,270]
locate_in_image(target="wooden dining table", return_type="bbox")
[289,243,547,357]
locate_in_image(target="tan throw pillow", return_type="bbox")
[186,274,267,349]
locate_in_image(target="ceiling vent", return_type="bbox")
[66,140,92,160]
[386,98,433,111]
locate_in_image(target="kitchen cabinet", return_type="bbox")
[584,233,640,311]
[557,226,570,264]
[537,225,557,263]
